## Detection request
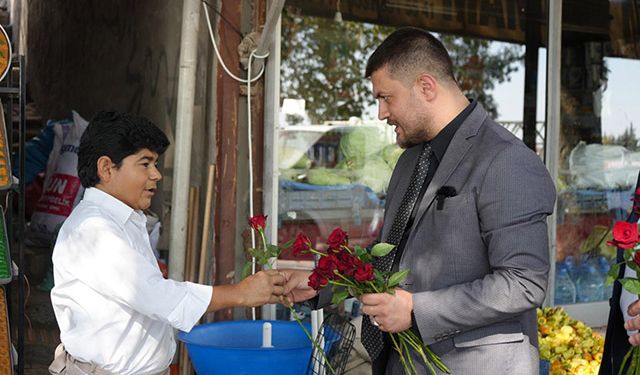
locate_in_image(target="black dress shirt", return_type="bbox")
[390,100,476,272]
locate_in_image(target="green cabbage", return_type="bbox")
[339,127,386,160]
[279,147,312,169]
[382,144,404,169]
[307,168,351,186]
[279,168,306,181]
[354,157,393,193]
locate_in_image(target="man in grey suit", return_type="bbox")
[284,27,555,375]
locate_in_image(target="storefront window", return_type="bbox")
[554,1,640,319]
[276,4,539,261]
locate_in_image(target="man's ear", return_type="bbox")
[96,156,114,184]
[415,73,438,101]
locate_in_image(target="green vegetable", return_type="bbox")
[353,157,393,193]
[279,147,312,169]
[339,127,386,160]
[307,168,351,186]
[382,143,404,169]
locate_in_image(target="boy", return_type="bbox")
[49,111,285,375]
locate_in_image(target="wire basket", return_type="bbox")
[307,313,356,375]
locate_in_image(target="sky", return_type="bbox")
[284,43,640,138]
[491,48,640,137]
[490,47,545,122]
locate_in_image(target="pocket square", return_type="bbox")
[436,186,457,210]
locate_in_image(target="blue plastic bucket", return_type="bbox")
[178,320,332,375]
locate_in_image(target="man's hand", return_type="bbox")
[237,269,286,306]
[360,289,413,333]
[280,269,317,304]
[208,270,285,312]
[626,299,640,345]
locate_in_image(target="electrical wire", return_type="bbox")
[201,1,271,320]
[201,0,243,37]
[247,50,257,320]
[202,3,268,84]
[23,273,32,332]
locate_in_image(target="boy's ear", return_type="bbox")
[96,156,114,184]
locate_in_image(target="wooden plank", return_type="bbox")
[214,0,242,322]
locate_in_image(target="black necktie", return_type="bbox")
[361,142,432,362]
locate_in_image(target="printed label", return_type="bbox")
[35,173,82,217]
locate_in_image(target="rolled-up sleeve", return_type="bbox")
[166,281,212,332]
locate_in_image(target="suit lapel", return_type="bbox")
[411,104,488,224]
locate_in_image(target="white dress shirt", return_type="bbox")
[51,188,212,375]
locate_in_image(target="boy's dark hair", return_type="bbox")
[365,27,456,86]
[78,111,170,187]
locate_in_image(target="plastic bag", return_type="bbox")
[27,111,88,246]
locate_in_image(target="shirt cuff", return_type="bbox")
[168,282,212,332]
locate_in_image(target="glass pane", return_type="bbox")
[555,0,640,306]
[277,13,394,259]
[277,9,533,261]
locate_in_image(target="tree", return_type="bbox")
[280,10,524,122]
[281,9,391,123]
[616,123,638,151]
[439,35,523,119]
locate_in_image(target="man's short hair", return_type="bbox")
[78,111,170,188]
[365,27,456,86]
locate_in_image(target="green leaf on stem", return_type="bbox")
[282,238,294,249]
[371,242,396,257]
[627,257,640,274]
[388,270,409,288]
[331,288,350,305]
[624,250,634,264]
[373,270,386,287]
[620,278,640,294]
[267,244,281,258]
[607,263,621,286]
[240,261,252,280]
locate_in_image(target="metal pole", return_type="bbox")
[169,0,201,281]
[544,0,562,307]
[17,54,26,375]
[262,0,282,321]
[251,0,286,73]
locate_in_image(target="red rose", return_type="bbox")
[308,271,328,290]
[248,214,267,231]
[292,232,312,256]
[607,221,639,249]
[316,255,338,279]
[634,251,640,267]
[354,262,374,282]
[327,228,348,250]
[336,252,358,276]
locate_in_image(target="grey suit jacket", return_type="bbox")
[379,104,556,375]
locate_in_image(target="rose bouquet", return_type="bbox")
[243,215,337,374]
[607,217,640,375]
[293,228,449,375]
